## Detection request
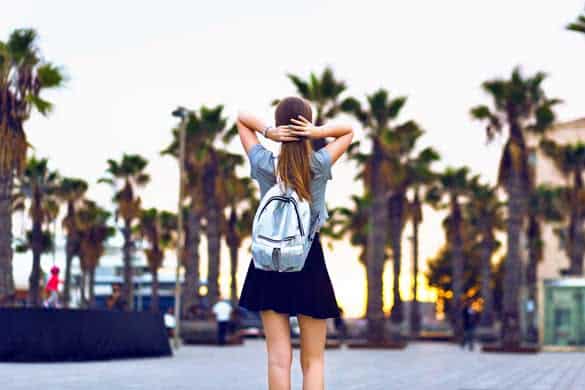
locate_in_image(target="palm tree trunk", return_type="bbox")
[502,172,525,347]
[122,218,133,310]
[451,200,464,341]
[28,190,43,307]
[410,198,421,337]
[204,160,221,309]
[0,172,15,304]
[182,207,201,319]
[227,209,240,306]
[389,193,405,338]
[366,146,387,343]
[88,268,96,307]
[575,222,585,275]
[63,236,75,308]
[525,216,540,342]
[479,234,495,328]
[568,212,585,275]
[63,202,76,308]
[151,269,159,313]
[229,241,239,305]
[206,205,221,307]
[575,172,585,275]
[80,270,87,308]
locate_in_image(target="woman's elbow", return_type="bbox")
[236,111,250,125]
[236,112,248,132]
[347,126,355,140]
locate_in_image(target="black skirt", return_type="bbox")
[238,233,341,319]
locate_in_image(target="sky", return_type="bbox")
[3,0,585,317]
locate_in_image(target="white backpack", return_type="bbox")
[251,158,312,272]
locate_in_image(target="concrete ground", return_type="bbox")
[2,339,585,390]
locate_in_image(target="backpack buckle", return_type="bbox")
[272,248,281,271]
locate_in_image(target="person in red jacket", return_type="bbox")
[44,265,62,308]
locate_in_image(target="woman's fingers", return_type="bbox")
[289,125,308,131]
[290,118,305,126]
[289,129,309,136]
[297,115,310,124]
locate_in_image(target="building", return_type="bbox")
[527,117,585,348]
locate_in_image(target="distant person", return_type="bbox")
[43,266,62,308]
[106,283,127,311]
[237,98,353,388]
[164,307,176,337]
[229,305,242,335]
[212,299,233,345]
[461,300,478,351]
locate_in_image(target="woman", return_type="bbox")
[237,96,353,390]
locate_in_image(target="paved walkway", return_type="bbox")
[2,340,585,389]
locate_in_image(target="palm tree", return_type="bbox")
[328,195,371,338]
[56,177,88,307]
[471,67,559,347]
[427,167,474,340]
[329,195,371,267]
[99,154,150,310]
[177,204,201,317]
[0,28,64,303]
[12,157,60,306]
[406,147,440,337]
[540,140,585,275]
[427,233,493,324]
[285,67,347,149]
[162,106,234,316]
[466,179,504,328]
[342,89,417,342]
[13,192,56,301]
[567,10,585,35]
[77,200,114,307]
[524,185,562,341]
[162,112,203,318]
[138,208,177,312]
[190,106,231,308]
[218,152,257,305]
[14,229,54,296]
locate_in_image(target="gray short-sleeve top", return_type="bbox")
[248,143,332,234]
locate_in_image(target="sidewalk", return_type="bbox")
[2,339,585,389]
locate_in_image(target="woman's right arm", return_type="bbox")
[290,116,354,164]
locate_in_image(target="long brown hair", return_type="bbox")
[274,97,313,202]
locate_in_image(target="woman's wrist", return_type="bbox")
[261,125,273,138]
[313,126,325,139]
[317,123,352,139]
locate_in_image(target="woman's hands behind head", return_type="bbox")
[289,115,323,139]
[267,125,301,142]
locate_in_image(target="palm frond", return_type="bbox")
[36,63,65,89]
[287,74,310,98]
[567,14,585,34]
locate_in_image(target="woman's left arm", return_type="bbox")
[237,111,300,154]
[236,112,265,154]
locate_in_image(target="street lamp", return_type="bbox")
[171,106,189,349]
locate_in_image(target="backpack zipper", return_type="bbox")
[259,234,296,243]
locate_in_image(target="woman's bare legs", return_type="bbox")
[298,314,327,390]
[261,310,292,390]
